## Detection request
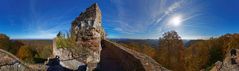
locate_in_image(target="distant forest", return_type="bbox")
[1,31,239,70]
[114,31,239,71]
[0,34,52,63]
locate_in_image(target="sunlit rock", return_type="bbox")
[210,49,239,71]
[53,3,105,71]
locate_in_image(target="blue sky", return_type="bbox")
[0,0,239,39]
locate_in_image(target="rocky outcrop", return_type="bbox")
[53,3,105,71]
[0,49,29,71]
[210,49,239,71]
[71,3,105,40]
[72,3,105,69]
[52,39,85,70]
[0,48,50,71]
[98,40,170,71]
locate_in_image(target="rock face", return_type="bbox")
[71,3,105,71]
[210,49,239,71]
[0,49,48,71]
[53,3,105,71]
[0,49,31,71]
[99,40,170,71]
[71,3,105,40]
[52,41,85,70]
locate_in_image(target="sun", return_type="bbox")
[169,15,182,27]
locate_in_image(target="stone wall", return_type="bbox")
[70,3,105,71]
[99,39,170,71]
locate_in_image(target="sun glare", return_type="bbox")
[170,15,182,27]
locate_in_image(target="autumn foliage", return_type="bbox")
[0,34,22,54]
[119,31,239,71]
[184,41,210,71]
[157,31,185,71]
[16,45,34,63]
[120,42,157,58]
[1,31,239,70]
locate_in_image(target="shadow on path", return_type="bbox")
[95,40,145,71]
[46,56,72,71]
[46,56,88,71]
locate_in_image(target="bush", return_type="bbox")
[38,45,52,58]
[56,32,77,48]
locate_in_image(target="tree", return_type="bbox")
[16,45,34,63]
[158,30,185,71]
[9,40,23,54]
[184,41,209,71]
[0,34,23,55]
[0,33,11,51]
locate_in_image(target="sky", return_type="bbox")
[0,0,239,39]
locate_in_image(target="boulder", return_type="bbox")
[0,49,32,71]
[210,49,239,71]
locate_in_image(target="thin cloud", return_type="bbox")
[108,0,200,39]
[107,0,211,39]
[16,0,81,39]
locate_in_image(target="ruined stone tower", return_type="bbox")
[71,3,105,40]
[70,3,105,71]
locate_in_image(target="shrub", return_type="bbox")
[56,32,77,48]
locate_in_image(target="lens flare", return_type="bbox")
[170,15,182,27]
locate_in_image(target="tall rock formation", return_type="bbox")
[53,3,105,71]
[71,3,105,40]
[71,3,105,71]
